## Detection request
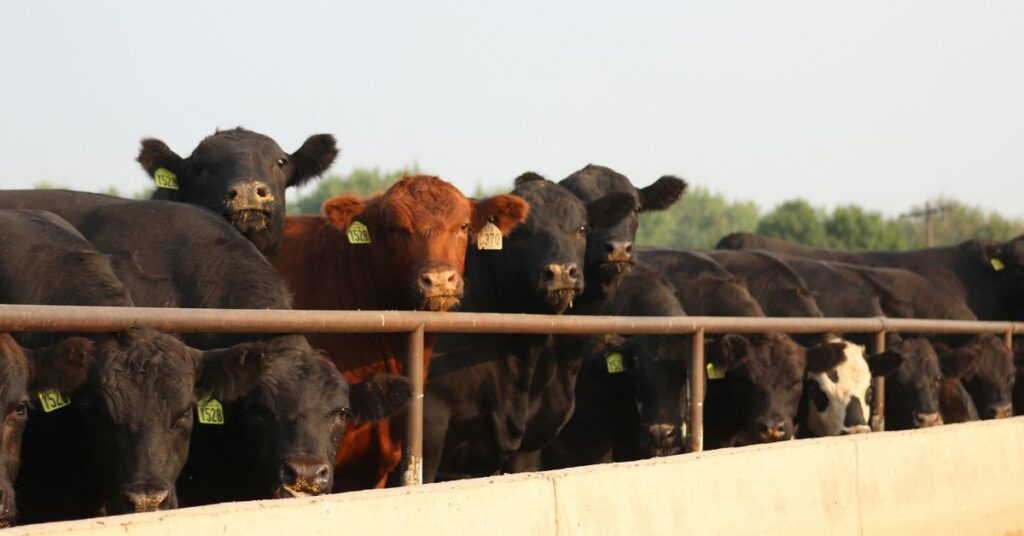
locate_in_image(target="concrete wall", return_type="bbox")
[10,418,1024,535]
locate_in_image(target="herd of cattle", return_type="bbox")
[0,127,1020,526]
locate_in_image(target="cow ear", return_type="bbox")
[26,337,95,394]
[472,194,529,238]
[805,342,848,374]
[323,195,366,231]
[513,171,548,187]
[706,334,751,373]
[638,175,687,212]
[586,192,636,229]
[196,342,270,402]
[979,242,1005,272]
[288,134,339,188]
[347,374,412,422]
[137,138,185,181]
[938,345,981,379]
[868,350,904,377]
[589,334,626,357]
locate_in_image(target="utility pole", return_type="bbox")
[901,201,951,247]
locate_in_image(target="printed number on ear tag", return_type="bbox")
[706,362,726,380]
[991,258,1006,272]
[477,222,503,251]
[38,390,71,413]
[154,168,179,190]
[197,396,225,425]
[606,352,625,374]
[347,221,371,245]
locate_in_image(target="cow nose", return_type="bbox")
[603,240,634,262]
[543,263,581,289]
[647,424,680,448]
[758,419,789,441]
[913,411,943,428]
[279,458,332,496]
[417,269,461,294]
[226,180,273,209]
[988,403,1013,419]
[123,487,171,513]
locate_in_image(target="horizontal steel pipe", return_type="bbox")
[0,305,1021,337]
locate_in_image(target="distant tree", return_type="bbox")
[756,199,828,246]
[289,165,420,215]
[637,186,760,249]
[824,205,907,250]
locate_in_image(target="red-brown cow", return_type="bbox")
[274,175,528,491]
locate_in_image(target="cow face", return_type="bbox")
[324,175,528,312]
[803,340,876,437]
[878,338,945,430]
[708,333,808,446]
[228,341,411,499]
[137,128,339,257]
[488,173,634,314]
[63,329,269,515]
[937,336,1012,419]
[0,336,29,527]
[560,165,686,286]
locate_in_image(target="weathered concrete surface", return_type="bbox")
[8,419,1024,535]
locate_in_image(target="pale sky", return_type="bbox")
[2,1,1021,216]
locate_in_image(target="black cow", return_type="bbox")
[0,197,409,508]
[423,173,634,482]
[137,127,339,258]
[639,249,860,444]
[716,232,1024,321]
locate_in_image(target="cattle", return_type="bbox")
[716,232,1024,321]
[422,173,635,481]
[274,174,529,491]
[136,127,339,258]
[639,248,888,441]
[0,200,409,508]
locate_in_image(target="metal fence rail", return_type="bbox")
[0,304,1020,485]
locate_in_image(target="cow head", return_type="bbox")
[802,339,894,437]
[935,336,1012,419]
[560,165,686,286]
[877,337,946,430]
[707,333,813,446]
[484,173,634,314]
[217,338,411,499]
[0,336,31,527]
[137,128,339,257]
[323,175,528,312]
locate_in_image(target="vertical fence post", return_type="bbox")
[687,328,705,453]
[871,330,886,432]
[1005,330,1014,352]
[401,325,425,486]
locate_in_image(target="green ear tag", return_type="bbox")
[37,390,71,413]
[197,396,225,425]
[606,352,625,374]
[476,222,503,251]
[991,258,1006,272]
[706,362,726,380]
[347,221,371,244]
[154,168,179,190]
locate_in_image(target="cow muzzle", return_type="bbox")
[416,268,464,312]
[840,424,872,435]
[757,419,791,442]
[988,403,1013,419]
[226,180,274,231]
[118,484,174,513]
[541,263,582,310]
[0,487,14,528]
[275,457,333,498]
[913,411,943,428]
[599,241,635,277]
[643,423,682,456]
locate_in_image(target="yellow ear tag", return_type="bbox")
[706,362,726,380]
[606,352,625,374]
[991,258,1006,272]
[476,222,503,251]
[154,167,179,190]
[347,221,371,245]
[197,396,225,425]
[38,390,71,413]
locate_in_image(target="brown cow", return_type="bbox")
[274,175,528,490]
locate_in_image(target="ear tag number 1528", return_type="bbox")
[154,168,179,190]
[347,221,371,245]
[38,390,71,413]
[197,396,225,425]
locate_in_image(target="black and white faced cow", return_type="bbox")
[558,164,687,312]
[136,128,339,258]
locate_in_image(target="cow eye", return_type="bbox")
[276,157,288,167]
[578,226,587,236]
[175,409,193,428]
[460,222,469,232]
[11,400,28,419]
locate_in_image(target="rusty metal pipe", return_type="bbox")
[870,331,887,432]
[401,325,425,486]
[687,329,705,453]
[1006,331,1014,351]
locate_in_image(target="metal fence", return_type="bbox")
[0,304,1020,486]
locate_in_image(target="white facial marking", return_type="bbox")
[806,339,872,437]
